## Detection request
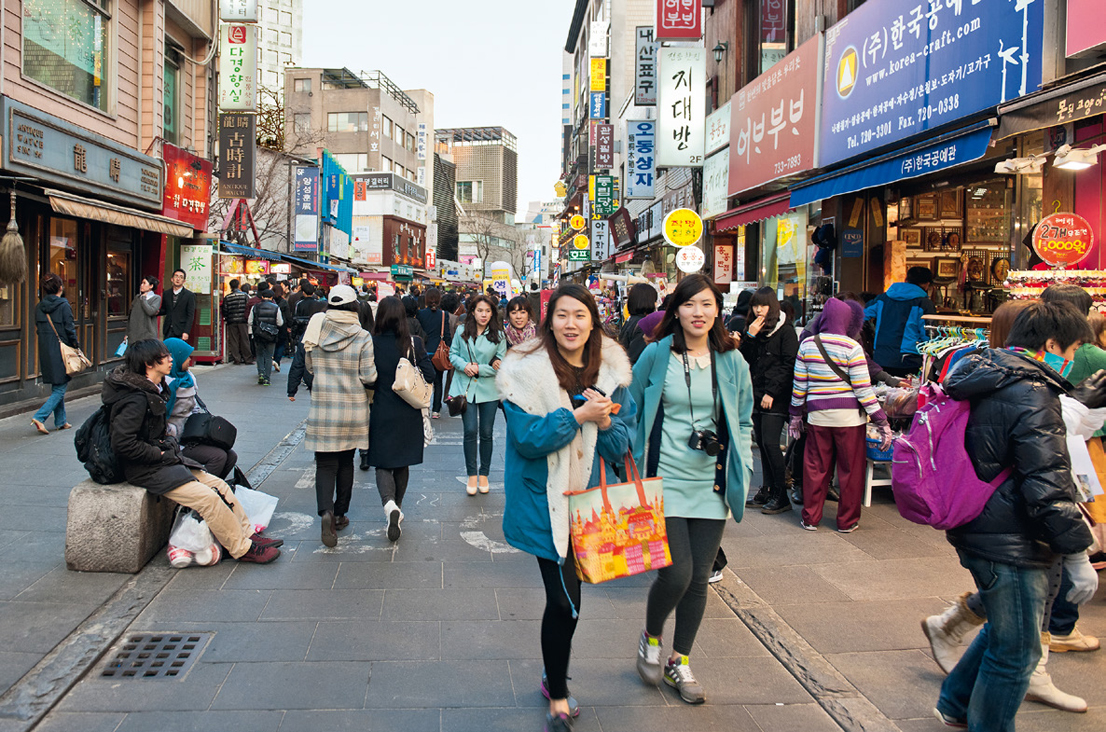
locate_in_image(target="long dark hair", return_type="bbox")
[373,296,411,345]
[748,286,781,331]
[522,284,603,392]
[462,294,503,343]
[656,274,736,354]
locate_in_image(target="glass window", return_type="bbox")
[747,0,794,77]
[327,112,368,133]
[0,281,17,328]
[293,77,311,93]
[383,116,393,139]
[280,31,292,47]
[266,70,279,88]
[293,112,312,134]
[48,218,79,314]
[280,10,292,26]
[456,181,482,203]
[23,0,112,112]
[382,156,393,173]
[407,132,416,152]
[332,153,369,172]
[163,44,181,146]
[395,126,405,145]
[106,251,129,318]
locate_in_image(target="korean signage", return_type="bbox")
[996,79,1106,140]
[1,99,162,209]
[162,143,212,230]
[417,122,427,160]
[352,173,428,204]
[713,244,734,284]
[590,21,609,57]
[657,47,706,167]
[656,0,701,42]
[591,219,609,262]
[594,175,616,217]
[729,34,821,196]
[820,0,1044,167]
[218,113,256,199]
[293,166,319,252]
[590,58,607,92]
[590,92,606,120]
[625,120,656,200]
[635,27,658,105]
[663,208,703,247]
[701,148,729,220]
[596,124,614,170]
[180,244,213,285]
[218,24,258,112]
[675,245,705,273]
[1032,212,1094,268]
[244,259,269,276]
[219,0,257,21]
[705,100,731,156]
[610,208,635,248]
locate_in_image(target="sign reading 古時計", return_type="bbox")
[820,0,1044,167]
[728,33,821,197]
[635,27,658,106]
[657,47,706,167]
[219,24,258,111]
[1032,212,1095,268]
[625,120,656,200]
[218,113,256,198]
[656,0,701,42]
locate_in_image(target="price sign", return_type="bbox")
[1032,212,1094,268]
[663,208,703,247]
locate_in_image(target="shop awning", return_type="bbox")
[789,122,996,209]
[278,252,357,273]
[46,189,193,238]
[714,192,792,232]
[996,68,1106,140]
[220,241,280,260]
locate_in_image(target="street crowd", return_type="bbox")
[28,266,1105,732]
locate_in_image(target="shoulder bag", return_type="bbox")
[180,395,238,450]
[813,334,865,416]
[431,311,453,371]
[393,338,434,409]
[45,312,92,375]
[444,339,482,416]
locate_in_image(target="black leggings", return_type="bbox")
[537,553,581,700]
[646,516,726,655]
[752,411,787,491]
[315,449,355,517]
[376,467,410,507]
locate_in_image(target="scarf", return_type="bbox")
[505,321,537,347]
[163,337,195,414]
[302,309,360,351]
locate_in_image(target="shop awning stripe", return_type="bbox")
[995,68,1106,140]
[714,192,792,232]
[46,190,193,238]
[220,241,280,260]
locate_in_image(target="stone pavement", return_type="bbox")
[0,361,1103,732]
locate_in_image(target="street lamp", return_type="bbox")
[712,42,729,63]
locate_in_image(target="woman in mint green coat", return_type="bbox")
[448,294,507,494]
[629,274,754,705]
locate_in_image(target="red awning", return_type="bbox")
[714,192,793,232]
[615,251,633,263]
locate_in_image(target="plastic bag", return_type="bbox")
[169,509,214,553]
[114,337,127,358]
[235,487,279,533]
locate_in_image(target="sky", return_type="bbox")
[301,0,577,219]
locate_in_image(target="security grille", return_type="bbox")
[99,633,212,680]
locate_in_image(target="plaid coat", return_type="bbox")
[304,313,377,452]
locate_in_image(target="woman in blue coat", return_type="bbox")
[629,273,754,705]
[448,294,507,495]
[497,284,637,732]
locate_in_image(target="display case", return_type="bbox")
[965,182,1010,244]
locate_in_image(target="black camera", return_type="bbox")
[688,429,722,457]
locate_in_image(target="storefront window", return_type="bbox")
[23,0,111,112]
[0,282,17,328]
[163,44,181,146]
[746,0,793,78]
[106,231,131,318]
[761,208,809,318]
[49,218,79,313]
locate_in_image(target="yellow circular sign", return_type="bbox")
[836,46,858,99]
[570,214,587,231]
[663,208,704,247]
[573,234,590,250]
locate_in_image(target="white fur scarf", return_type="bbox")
[496,337,633,559]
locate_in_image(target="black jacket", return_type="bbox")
[35,295,79,385]
[367,332,434,469]
[416,307,451,353]
[101,367,201,494]
[287,341,313,397]
[275,296,292,338]
[944,349,1093,568]
[619,314,645,350]
[292,296,328,342]
[739,320,799,413]
[222,290,248,324]
[160,287,196,338]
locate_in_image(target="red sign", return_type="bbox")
[655,0,700,42]
[1032,212,1095,268]
[728,34,821,197]
[162,143,213,231]
[425,249,436,270]
[1067,0,1106,57]
[713,244,734,284]
[228,25,247,44]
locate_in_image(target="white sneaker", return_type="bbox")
[384,500,401,541]
[636,630,663,685]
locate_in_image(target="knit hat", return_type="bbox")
[328,284,357,306]
[638,311,665,341]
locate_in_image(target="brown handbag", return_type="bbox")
[45,311,92,375]
[431,311,453,372]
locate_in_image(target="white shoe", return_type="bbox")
[384,500,402,542]
[1025,634,1088,712]
[921,592,984,674]
[478,476,490,494]
[466,477,478,496]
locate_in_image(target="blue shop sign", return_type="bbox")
[590,92,606,120]
[820,0,1044,167]
[841,229,864,258]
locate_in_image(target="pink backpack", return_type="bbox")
[891,384,1011,530]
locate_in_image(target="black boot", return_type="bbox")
[745,485,770,508]
[761,485,793,514]
[359,450,370,471]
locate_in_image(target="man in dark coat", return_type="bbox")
[159,268,196,340]
[102,338,281,563]
[222,279,250,364]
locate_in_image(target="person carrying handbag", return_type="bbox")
[368,297,434,541]
[417,288,452,418]
[447,294,506,495]
[32,273,80,434]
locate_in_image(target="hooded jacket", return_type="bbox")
[304,311,376,452]
[943,349,1093,567]
[35,294,79,385]
[864,282,935,371]
[740,316,798,413]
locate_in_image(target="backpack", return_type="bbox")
[890,384,1010,530]
[74,405,125,485]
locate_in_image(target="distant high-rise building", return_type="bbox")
[435,127,518,219]
[258,0,304,96]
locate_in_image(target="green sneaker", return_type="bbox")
[664,655,705,704]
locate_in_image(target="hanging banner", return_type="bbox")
[590,21,609,57]
[594,175,616,217]
[218,24,258,112]
[590,58,607,92]
[417,122,427,160]
[180,244,213,285]
[293,166,319,252]
[656,47,706,167]
[590,92,606,120]
[625,120,656,200]
[596,124,614,170]
[820,0,1044,167]
[591,219,609,262]
[162,143,213,230]
[656,0,701,42]
[635,27,658,106]
[705,100,731,156]
[217,113,256,199]
[729,34,822,196]
[219,0,258,21]
[713,244,734,284]
[701,148,729,220]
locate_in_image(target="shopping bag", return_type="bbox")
[114,337,128,358]
[1084,437,1106,525]
[235,486,279,533]
[169,508,213,553]
[565,453,671,584]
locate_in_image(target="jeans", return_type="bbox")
[752,411,787,492]
[315,449,355,517]
[274,334,288,364]
[33,382,68,427]
[646,516,727,655]
[537,553,581,700]
[1049,564,1079,636]
[937,550,1048,731]
[255,341,275,381]
[461,399,498,476]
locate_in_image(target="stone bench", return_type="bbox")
[65,480,177,573]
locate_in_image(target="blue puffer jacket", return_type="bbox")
[497,338,637,562]
[864,283,935,371]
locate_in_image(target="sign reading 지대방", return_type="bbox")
[657,47,706,167]
[663,208,703,247]
[635,27,658,106]
[1032,212,1095,269]
[218,24,258,111]
[218,113,256,199]
[819,0,1044,167]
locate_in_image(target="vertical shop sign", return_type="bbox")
[701,148,729,220]
[590,92,606,120]
[590,58,607,92]
[590,21,609,57]
[713,244,734,284]
[416,122,427,160]
[162,143,213,230]
[218,113,256,198]
[594,175,616,217]
[655,0,701,42]
[596,124,614,169]
[218,24,258,111]
[180,244,213,286]
[705,101,731,156]
[591,219,609,262]
[219,0,258,21]
[293,166,319,252]
[624,120,656,199]
[657,47,706,167]
[635,27,658,105]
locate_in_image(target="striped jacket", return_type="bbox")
[789,333,887,422]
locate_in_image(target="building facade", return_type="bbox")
[257,0,304,95]
[436,127,518,220]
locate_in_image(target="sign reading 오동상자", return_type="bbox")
[625,120,656,200]
[657,47,706,167]
[819,0,1044,167]
[656,0,701,42]
[635,27,658,106]
[219,24,258,111]
[1032,212,1095,268]
[728,33,821,197]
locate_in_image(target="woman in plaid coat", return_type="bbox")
[304,285,377,547]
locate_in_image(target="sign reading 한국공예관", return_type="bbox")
[625,120,656,200]
[819,0,1044,167]
[657,47,706,167]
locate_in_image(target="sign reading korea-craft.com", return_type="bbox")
[728,33,822,197]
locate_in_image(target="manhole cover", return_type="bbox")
[99,633,212,680]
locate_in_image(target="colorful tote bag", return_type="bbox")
[566,453,671,584]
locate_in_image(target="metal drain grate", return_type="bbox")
[100,633,212,680]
